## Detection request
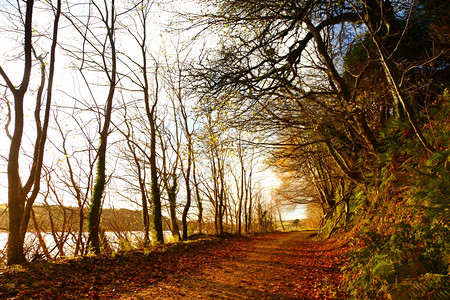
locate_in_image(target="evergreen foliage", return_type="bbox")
[341,95,450,299]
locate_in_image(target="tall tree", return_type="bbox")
[162,39,198,241]
[159,118,181,241]
[197,106,228,235]
[145,61,164,245]
[115,0,166,245]
[0,0,61,265]
[85,0,118,254]
[191,0,447,228]
[51,112,96,256]
[116,99,152,246]
[348,0,436,153]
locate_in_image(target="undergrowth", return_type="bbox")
[336,95,450,299]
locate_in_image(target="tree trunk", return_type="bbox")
[357,0,435,153]
[372,36,435,153]
[181,176,191,240]
[247,182,253,233]
[87,0,117,254]
[3,0,60,264]
[147,67,164,245]
[237,138,245,235]
[30,209,51,260]
[168,178,181,241]
[192,159,203,234]
[181,138,193,240]
[141,189,151,246]
[278,209,285,231]
[88,135,107,254]
[127,137,150,246]
[75,208,85,256]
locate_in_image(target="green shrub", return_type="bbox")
[340,97,450,299]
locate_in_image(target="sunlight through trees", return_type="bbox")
[0,1,448,297]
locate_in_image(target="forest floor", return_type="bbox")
[0,231,348,299]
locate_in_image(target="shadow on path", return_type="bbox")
[121,231,348,300]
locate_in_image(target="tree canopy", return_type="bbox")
[0,0,448,297]
[192,0,449,298]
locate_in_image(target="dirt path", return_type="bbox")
[0,231,347,299]
[121,231,348,299]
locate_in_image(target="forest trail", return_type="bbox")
[0,231,348,299]
[120,231,348,300]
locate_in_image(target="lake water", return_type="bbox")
[0,231,173,262]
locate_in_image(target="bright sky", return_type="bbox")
[0,0,195,206]
[284,206,307,220]
[0,0,295,222]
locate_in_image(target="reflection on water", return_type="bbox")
[0,231,172,262]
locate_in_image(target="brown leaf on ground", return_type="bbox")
[0,231,348,299]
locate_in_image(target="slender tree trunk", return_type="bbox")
[30,209,51,260]
[135,153,150,246]
[7,90,26,264]
[181,139,192,240]
[247,187,252,233]
[76,208,85,256]
[237,193,243,234]
[126,135,150,246]
[355,0,435,153]
[372,36,435,153]
[146,66,164,244]
[87,0,117,254]
[141,187,151,246]
[218,157,225,236]
[211,153,220,235]
[5,0,32,260]
[243,196,248,234]
[237,138,245,235]
[246,169,253,233]
[149,120,164,244]
[181,174,191,240]
[192,159,203,234]
[168,178,181,241]
[278,209,285,231]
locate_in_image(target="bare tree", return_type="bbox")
[116,0,165,244]
[115,98,152,246]
[0,0,61,265]
[79,0,119,254]
[51,112,96,256]
[196,106,229,235]
[161,39,199,240]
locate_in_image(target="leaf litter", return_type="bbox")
[0,231,348,299]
